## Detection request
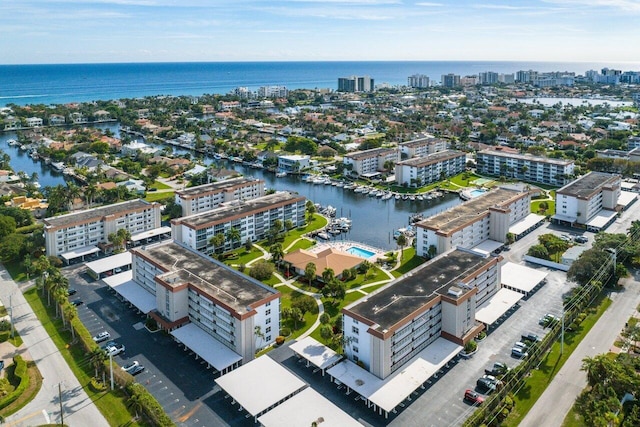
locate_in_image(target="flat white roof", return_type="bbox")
[475,288,524,325]
[552,213,577,223]
[618,191,637,207]
[102,271,156,314]
[172,323,243,373]
[130,226,172,242]
[501,262,548,293]
[257,387,363,427]
[327,338,462,413]
[86,252,132,274]
[215,356,307,417]
[289,336,342,371]
[60,245,99,260]
[509,213,546,236]
[585,209,617,229]
[470,239,503,256]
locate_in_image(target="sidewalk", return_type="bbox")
[520,277,640,427]
[0,267,109,427]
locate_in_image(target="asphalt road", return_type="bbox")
[0,267,110,427]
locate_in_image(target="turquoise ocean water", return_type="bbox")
[1,61,638,107]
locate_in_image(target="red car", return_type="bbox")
[464,389,484,405]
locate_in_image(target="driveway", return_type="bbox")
[0,267,109,427]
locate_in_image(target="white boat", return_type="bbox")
[395,194,401,200]
[317,232,330,240]
[381,192,393,200]
[7,139,19,146]
[409,195,416,201]
[275,171,287,178]
[417,195,424,201]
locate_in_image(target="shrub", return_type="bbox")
[89,377,108,392]
[126,383,175,427]
[0,356,28,410]
[280,327,291,337]
[276,336,285,346]
[464,341,478,353]
[249,260,274,281]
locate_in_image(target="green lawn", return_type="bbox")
[391,247,426,277]
[2,261,29,282]
[531,199,555,215]
[144,191,174,202]
[150,181,172,190]
[286,238,316,252]
[23,289,143,426]
[222,247,263,266]
[503,296,613,426]
[278,286,318,341]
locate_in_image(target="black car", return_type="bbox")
[71,300,84,307]
[130,365,145,376]
[521,333,541,343]
[67,288,77,296]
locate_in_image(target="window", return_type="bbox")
[266,326,271,333]
[352,326,359,334]
[266,318,271,324]
[266,335,271,342]
[265,309,271,316]
[353,346,359,353]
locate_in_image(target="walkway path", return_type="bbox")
[520,277,640,427]
[0,268,110,427]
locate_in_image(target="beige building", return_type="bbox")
[283,247,364,280]
[131,241,280,363]
[394,150,466,187]
[343,148,400,177]
[415,188,531,256]
[398,137,447,159]
[342,248,501,379]
[175,177,266,217]
[44,199,162,261]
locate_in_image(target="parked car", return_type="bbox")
[130,365,145,376]
[513,341,528,350]
[71,300,84,307]
[476,375,499,393]
[464,389,484,405]
[105,343,125,357]
[121,361,140,373]
[539,313,559,327]
[67,288,77,296]
[522,333,541,343]
[574,235,588,244]
[485,362,508,376]
[511,346,528,358]
[92,331,111,343]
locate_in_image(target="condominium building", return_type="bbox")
[44,199,162,259]
[257,85,289,98]
[398,136,447,159]
[175,177,266,217]
[338,76,375,93]
[342,248,500,379]
[476,148,575,186]
[478,71,499,85]
[171,192,307,253]
[395,150,466,187]
[553,172,622,230]
[441,74,461,88]
[415,188,531,256]
[131,240,280,363]
[407,74,430,88]
[343,148,400,177]
[277,155,311,174]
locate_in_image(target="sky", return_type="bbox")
[1,0,639,65]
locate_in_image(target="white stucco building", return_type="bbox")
[476,148,575,186]
[175,177,266,217]
[394,150,466,187]
[343,148,400,177]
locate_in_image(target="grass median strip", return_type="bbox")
[24,288,144,427]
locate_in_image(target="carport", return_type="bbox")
[326,338,462,418]
[509,213,546,240]
[585,210,618,232]
[257,387,363,427]
[215,356,307,423]
[475,288,524,328]
[470,240,503,256]
[102,271,156,314]
[60,245,100,264]
[130,226,172,246]
[289,336,343,376]
[501,262,548,297]
[86,252,132,279]
[171,323,242,375]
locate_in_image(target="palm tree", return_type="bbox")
[85,183,98,207]
[321,268,335,284]
[66,183,82,211]
[209,233,226,254]
[270,243,284,265]
[127,393,144,419]
[89,347,107,378]
[304,262,316,284]
[225,227,241,250]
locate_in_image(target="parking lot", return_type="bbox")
[64,265,260,427]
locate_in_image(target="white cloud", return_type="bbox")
[542,0,640,12]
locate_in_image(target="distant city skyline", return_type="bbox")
[1,0,639,65]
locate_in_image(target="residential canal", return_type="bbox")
[1,125,462,250]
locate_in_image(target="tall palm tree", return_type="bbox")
[89,347,107,378]
[226,227,241,250]
[66,183,82,211]
[304,262,316,284]
[85,183,98,207]
[270,243,284,265]
[321,268,335,284]
[127,393,144,419]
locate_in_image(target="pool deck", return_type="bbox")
[311,240,386,262]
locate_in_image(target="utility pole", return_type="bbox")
[110,353,114,390]
[58,382,64,426]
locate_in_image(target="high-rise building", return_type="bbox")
[407,74,430,88]
[257,85,289,98]
[441,73,461,88]
[338,75,375,92]
[478,71,499,85]
[516,70,538,83]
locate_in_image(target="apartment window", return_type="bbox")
[353,346,359,353]
[266,326,271,333]
[266,318,271,324]
[352,326,359,334]
[265,309,271,316]
[266,335,271,342]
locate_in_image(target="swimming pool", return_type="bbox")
[469,189,487,198]
[346,246,376,258]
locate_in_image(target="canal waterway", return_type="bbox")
[1,124,461,250]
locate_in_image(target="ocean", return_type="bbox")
[1,60,639,107]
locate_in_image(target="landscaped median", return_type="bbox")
[24,287,174,427]
[0,355,43,418]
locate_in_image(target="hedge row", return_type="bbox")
[0,356,28,410]
[15,223,44,234]
[127,383,175,427]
